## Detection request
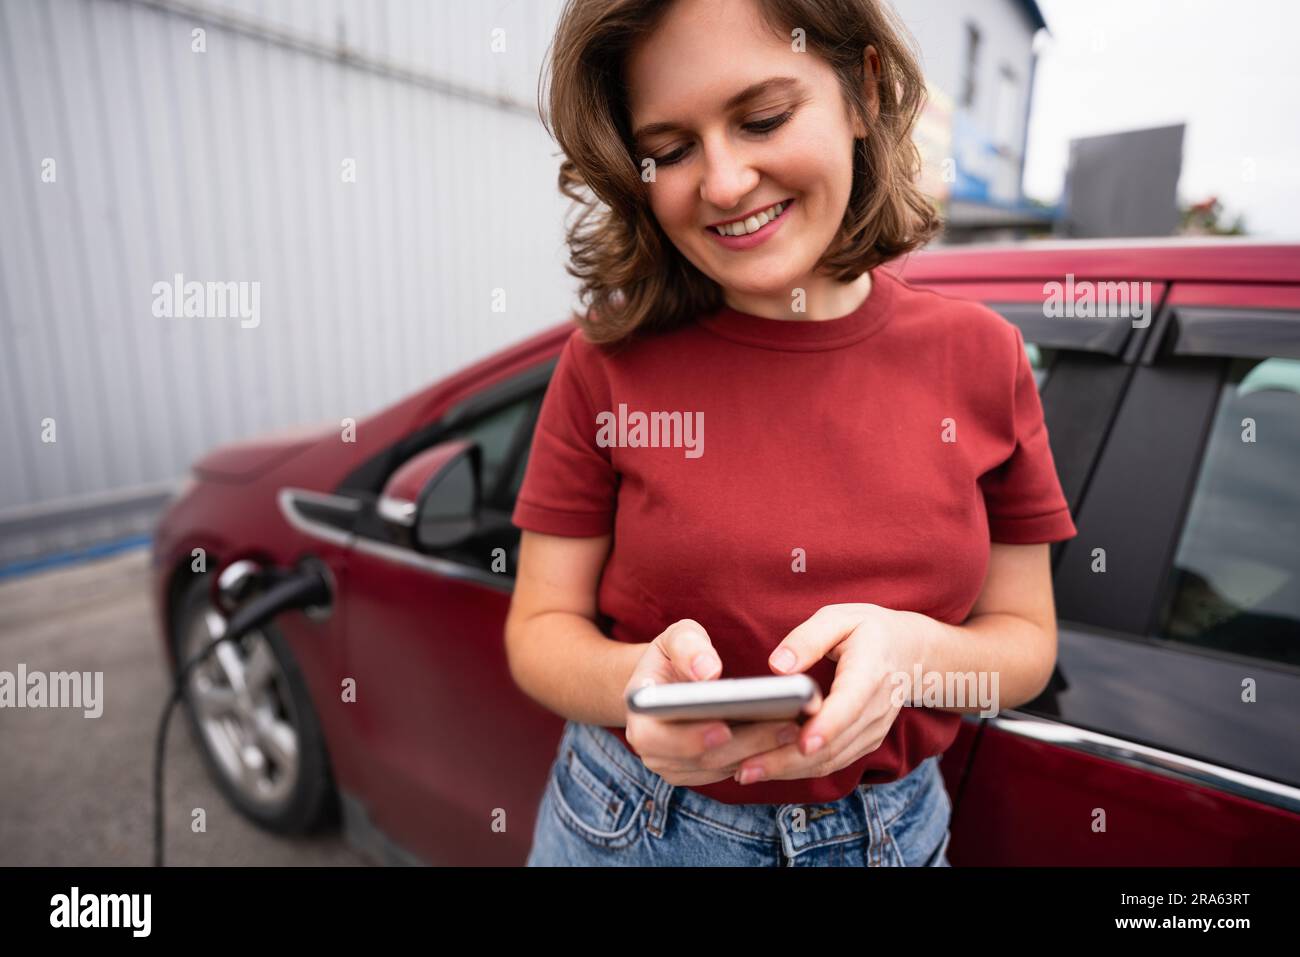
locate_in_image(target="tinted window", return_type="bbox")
[1025,341,1059,390]
[1156,356,1300,666]
[506,439,531,502]
[439,395,535,503]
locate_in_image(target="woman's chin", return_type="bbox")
[715,273,804,300]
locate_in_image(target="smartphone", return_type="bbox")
[625,674,822,723]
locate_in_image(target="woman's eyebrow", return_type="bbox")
[632,76,804,144]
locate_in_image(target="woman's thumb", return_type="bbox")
[662,620,721,680]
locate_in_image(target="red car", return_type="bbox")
[151,238,1300,866]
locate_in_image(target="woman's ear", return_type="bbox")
[854,44,882,137]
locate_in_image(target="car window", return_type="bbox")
[1024,341,1058,390]
[440,394,536,504]
[506,438,531,503]
[1155,356,1300,666]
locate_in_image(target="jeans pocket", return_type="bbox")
[922,826,952,867]
[877,757,952,867]
[548,724,649,850]
[862,755,933,828]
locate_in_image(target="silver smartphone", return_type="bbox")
[625,674,822,723]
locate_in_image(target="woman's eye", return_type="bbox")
[743,110,794,134]
[647,111,794,168]
[651,147,688,167]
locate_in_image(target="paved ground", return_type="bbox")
[0,548,368,866]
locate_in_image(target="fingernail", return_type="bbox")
[737,767,765,785]
[691,653,719,679]
[778,725,800,746]
[769,648,796,673]
[804,734,824,754]
[703,725,730,748]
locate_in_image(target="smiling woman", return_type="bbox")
[540,0,941,343]
[508,0,1076,868]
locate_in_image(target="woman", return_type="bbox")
[504,0,1077,866]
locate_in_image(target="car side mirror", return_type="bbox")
[377,439,481,550]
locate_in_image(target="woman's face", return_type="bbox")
[626,0,874,317]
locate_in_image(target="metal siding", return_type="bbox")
[0,0,574,566]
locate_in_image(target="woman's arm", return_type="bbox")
[889,541,1059,714]
[504,529,645,727]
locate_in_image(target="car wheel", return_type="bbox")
[171,573,339,834]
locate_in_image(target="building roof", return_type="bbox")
[1017,0,1048,33]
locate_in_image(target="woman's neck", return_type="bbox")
[722,269,873,321]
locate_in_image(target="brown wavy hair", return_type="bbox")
[540,0,942,349]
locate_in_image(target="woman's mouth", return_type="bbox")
[706,198,795,250]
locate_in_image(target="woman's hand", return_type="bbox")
[622,619,804,787]
[732,604,920,786]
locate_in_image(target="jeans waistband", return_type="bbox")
[570,720,936,852]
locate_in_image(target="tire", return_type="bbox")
[170,573,339,835]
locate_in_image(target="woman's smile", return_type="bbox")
[706,197,796,251]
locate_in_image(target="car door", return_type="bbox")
[905,277,1159,845]
[956,280,1300,865]
[331,358,566,866]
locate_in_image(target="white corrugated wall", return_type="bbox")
[0,0,576,567]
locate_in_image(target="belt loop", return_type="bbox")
[859,784,885,867]
[646,776,674,838]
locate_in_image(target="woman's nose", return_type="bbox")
[698,134,760,211]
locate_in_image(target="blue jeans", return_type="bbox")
[526,720,953,866]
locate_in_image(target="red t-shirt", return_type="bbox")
[511,266,1078,806]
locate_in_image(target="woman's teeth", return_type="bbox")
[711,201,788,236]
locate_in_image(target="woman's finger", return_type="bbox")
[625,713,732,760]
[736,704,878,783]
[767,604,873,675]
[650,719,801,772]
[793,661,879,756]
[657,619,722,681]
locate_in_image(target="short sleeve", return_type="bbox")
[510,330,617,537]
[979,324,1079,544]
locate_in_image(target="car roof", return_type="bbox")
[517,237,1300,354]
[893,236,1300,285]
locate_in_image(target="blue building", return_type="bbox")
[888,0,1054,240]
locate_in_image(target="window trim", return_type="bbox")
[992,705,1300,812]
[336,356,558,495]
[988,302,1135,356]
[491,393,543,510]
[1021,618,1300,789]
[1053,352,1226,638]
[1166,306,1300,362]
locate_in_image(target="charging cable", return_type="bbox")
[153,565,330,866]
